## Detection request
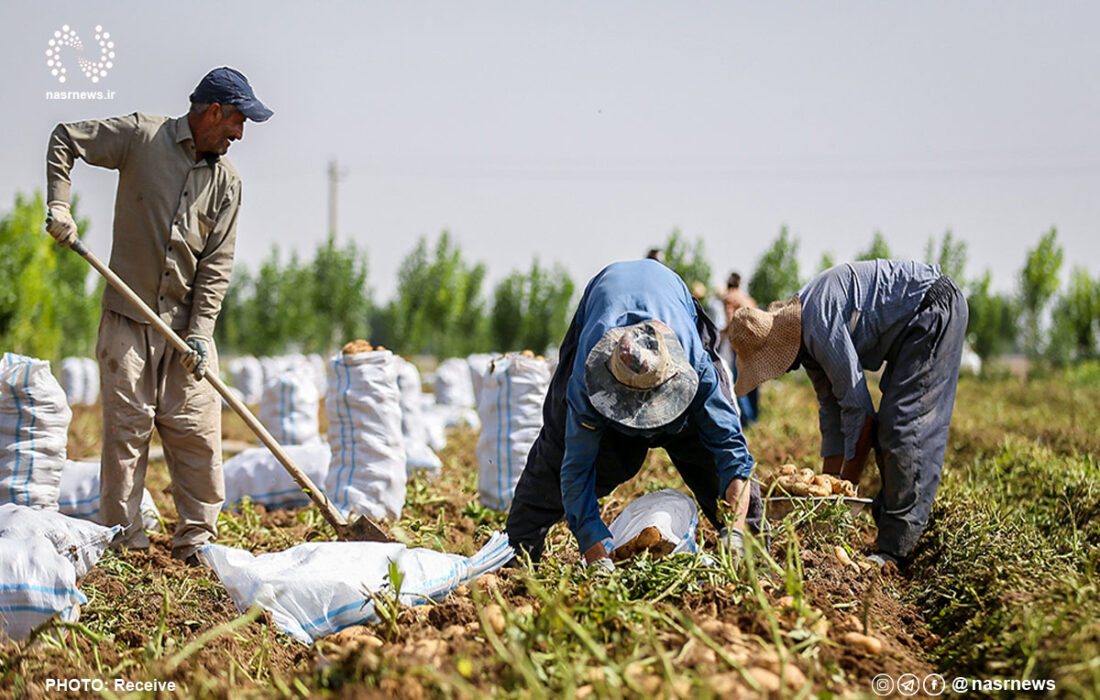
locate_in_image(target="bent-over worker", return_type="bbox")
[728,259,967,567]
[506,260,762,570]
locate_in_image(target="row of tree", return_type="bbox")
[1,189,1096,367]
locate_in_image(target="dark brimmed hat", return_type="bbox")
[728,296,802,397]
[190,67,273,122]
[584,320,699,430]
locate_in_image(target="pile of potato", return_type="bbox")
[772,464,858,498]
[341,339,386,354]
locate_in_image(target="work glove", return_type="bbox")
[719,527,744,560]
[180,335,211,380]
[44,201,78,246]
[587,557,615,575]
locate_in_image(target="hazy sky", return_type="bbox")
[3,1,1098,300]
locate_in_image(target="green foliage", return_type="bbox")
[855,230,892,261]
[908,376,1100,691]
[215,237,371,356]
[1018,228,1064,359]
[660,229,711,290]
[966,270,1018,360]
[1048,266,1100,365]
[372,231,488,357]
[490,258,575,354]
[924,230,968,285]
[0,191,99,362]
[748,226,801,306]
[817,251,836,273]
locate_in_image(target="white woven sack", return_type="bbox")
[56,460,161,532]
[395,359,442,476]
[419,395,447,452]
[81,358,99,406]
[227,356,264,404]
[608,489,699,556]
[200,531,514,644]
[466,353,495,406]
[325,351,406,520]
[0,534,85,642]
[259,365,322,446]
[433,357,476,408]
[60,357,89,407]
[0,503,120,579]
[307,353,327,399]
[0,353,72,509]
[223,444,331,510]
[476,354,551,511]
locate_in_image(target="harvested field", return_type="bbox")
[2,370,1098,698]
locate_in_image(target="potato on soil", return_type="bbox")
[484,604,506,635]
[843,631,883,655]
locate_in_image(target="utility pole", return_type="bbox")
[327,159,346,241]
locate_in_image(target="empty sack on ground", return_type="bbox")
[200,531,514,644]
[57,460,161,532]
[0,503,120,579]
[223,443,331,510]
[0,534,85,642]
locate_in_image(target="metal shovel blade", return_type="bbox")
[335,516,391,543]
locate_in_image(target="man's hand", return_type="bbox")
[180,336,210,379]
[583,539,614,572]
[719,527,744,559]
[723,477,751,533]
[45,201,77,246]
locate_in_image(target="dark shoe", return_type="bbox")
[172,548,204,568]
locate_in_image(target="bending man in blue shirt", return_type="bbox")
[728,259,968,566]
[506,260,762,569]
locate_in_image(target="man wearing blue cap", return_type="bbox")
[44,67,272,565]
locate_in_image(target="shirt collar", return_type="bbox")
[174,114,220,165]
[174,115,193,144]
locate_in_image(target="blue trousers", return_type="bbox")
[873,276,968,558]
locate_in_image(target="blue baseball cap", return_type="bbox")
[189,67,273,122]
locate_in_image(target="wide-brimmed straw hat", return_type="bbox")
[727,296,802,397]
[584,320,699,430]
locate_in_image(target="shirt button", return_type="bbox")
[167,246,172,252]
[159,296,165,301]
[184,191,189,197]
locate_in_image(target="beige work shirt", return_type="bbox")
[46,113,241,339]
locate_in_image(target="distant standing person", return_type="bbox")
[727,260,967,566]
[44,67,273,565]
[720,272,760,425]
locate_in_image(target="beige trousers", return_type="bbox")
[97,310,224,559]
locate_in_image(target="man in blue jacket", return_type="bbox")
[728,259,968,567]
[506,260,761,570]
